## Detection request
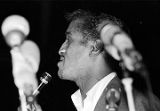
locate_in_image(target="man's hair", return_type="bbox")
[65,9,98,44]
[65,9,123,45]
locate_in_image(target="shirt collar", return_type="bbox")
[71,72,116,110]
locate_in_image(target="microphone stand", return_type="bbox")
[119,48,154,111]
[120,63,136,111]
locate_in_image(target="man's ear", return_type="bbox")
[89,39,103,56]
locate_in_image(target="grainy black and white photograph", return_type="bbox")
[0,0,160,111]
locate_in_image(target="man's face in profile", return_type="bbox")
[57,20,92,81]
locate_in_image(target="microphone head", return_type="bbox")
[1,15,30,47]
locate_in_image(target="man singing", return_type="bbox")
[57,9,160,111]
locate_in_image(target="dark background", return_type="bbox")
[0,0,160,111]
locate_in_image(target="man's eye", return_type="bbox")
[67,37,72,45]
[65,39,71,48]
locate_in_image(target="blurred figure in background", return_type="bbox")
[10,40,42,111]
[1,15,42,111]
[57,9,160,111]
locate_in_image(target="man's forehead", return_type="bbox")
[67,19,83,32]
[65,20,84,41]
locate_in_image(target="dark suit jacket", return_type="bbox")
[94,76,160,111]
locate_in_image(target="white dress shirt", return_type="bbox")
[71,72,116,111]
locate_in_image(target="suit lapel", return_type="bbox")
[94,76,129,111]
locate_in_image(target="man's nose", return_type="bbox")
[58,43,67,56]
[59,48,66,56]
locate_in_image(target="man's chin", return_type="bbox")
[58,69,67,80]
[58,69,64,79]
[58,70,73,81]
[58,74,64,79]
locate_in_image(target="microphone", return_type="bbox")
[25,72,52,103]
[24,72,52,111]
[33,72,52,96]
[100,24,143,71]
[1,14,29,47]
[106,87,121,111]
